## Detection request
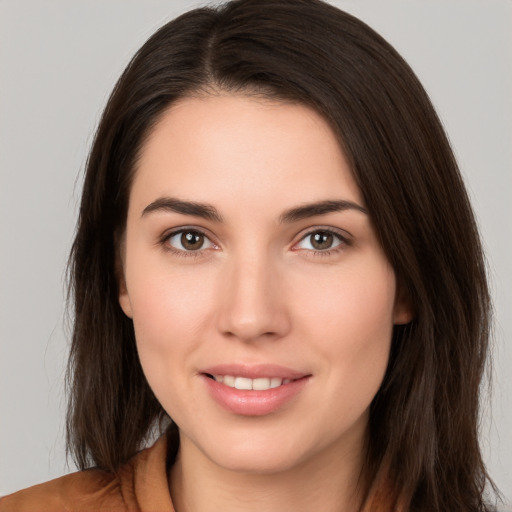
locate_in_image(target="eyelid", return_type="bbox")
[291,226,352,252]
[159,226,219,255]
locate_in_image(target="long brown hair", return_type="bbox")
[67,0,497,509]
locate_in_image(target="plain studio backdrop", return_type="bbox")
[0,0,510,505]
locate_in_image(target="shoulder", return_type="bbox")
[0,468,125,512]
[0,435,172,512]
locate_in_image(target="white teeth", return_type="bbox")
[223,375,235,387]
[252,377,270,390]
[270,377,282,388]
[214,375,288,390]
[234,377,252,390]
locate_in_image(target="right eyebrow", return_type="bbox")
[141,197,224,223]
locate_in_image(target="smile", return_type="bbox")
[208,375,293,390]
[201,365,311,416]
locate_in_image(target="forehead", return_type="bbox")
[130,94,363,215]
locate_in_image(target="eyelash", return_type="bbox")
[159,227,351,259]
[159,228,216,259]
[295,228,351,257]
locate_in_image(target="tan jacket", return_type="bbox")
[0,435,403,511]
[0,436,173,512]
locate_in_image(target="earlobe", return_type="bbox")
[117,263,133,318]
[115,233,133,319]
[393,284,414,325]
[393,307,413,326]
[118,283,133,319]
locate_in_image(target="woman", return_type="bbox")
[0,0,501,510]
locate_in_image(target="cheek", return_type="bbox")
[131,276,211,354]
[296,260,396,396]
[126,270,217,422]
[126,261,244,412]
[298,257,396,334]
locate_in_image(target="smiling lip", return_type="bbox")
[200,364,311,416]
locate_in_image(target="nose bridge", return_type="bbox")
[217,246,289,342]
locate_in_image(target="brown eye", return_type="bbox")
[295,229,345,253]
[166,229,214,252]
[181,231,204,250]
[310,231,334,250]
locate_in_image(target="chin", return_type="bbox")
[210,446,304,475]
[191,425,321,476]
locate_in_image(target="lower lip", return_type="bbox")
[203,375,310,416]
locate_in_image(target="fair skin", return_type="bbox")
[119,94,412,512]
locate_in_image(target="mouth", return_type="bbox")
[204,374,296,390]
[200,365,311,416]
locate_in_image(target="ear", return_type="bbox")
[118,275,133,319]
[115,233,133,319]
[393,282,414,325]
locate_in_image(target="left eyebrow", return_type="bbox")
[141,197,367,224]
[279,199,368,223]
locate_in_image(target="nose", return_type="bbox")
[216,254,291,343]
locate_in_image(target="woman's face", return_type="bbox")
[119,94,411,474]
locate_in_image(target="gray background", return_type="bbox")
[1,0,511,504]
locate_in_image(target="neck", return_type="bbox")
[169,430,368,512]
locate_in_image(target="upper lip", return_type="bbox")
[200,363,310,380]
